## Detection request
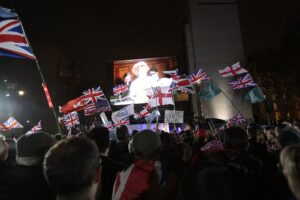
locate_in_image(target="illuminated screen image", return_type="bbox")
[111,57,178,105]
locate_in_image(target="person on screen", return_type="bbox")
[129,62,152,103]
[123,73,132,87]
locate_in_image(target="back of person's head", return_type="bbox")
[278,128,300,148]
[223,127,248,152]
[247,123,258,139]
[280,144,300,200]
[43,137,101,198]
[116,125,129,142]
[160,131,172,146]
[133,129,161,160]
[0,134,9,161]
[131,129,139,138]
[16,132,55,166]
[86,127,110,153]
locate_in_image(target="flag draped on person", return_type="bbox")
[4,116,23,129]
[198,81,222,101]
[113,84,129,96]
[229,73,256,90]
[147,86,174,108]
[219,62,248,77]
[25,121,42,135]
[0,19,36,59]
[189,68,209,84]
[245,86,266,104]
[63,112,80,130]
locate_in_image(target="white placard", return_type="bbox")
[164,110,184,123]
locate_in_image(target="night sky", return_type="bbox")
[0,0,299,132]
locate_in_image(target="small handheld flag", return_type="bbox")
[219,62,248,77]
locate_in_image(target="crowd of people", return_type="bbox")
[1,119,300,200]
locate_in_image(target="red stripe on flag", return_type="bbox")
[42,82,53,108]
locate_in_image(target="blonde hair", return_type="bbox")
[132,62,149,76]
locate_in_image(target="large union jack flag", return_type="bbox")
[82,86,106,105]
[219,62,248,77]
[63,112,80,130]
[113,84,129,96]
[4,116,23,129]
[0,19,36,59]
[229,73,256,90]
[189,68,209,84]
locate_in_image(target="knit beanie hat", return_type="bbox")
[16,132,55,166]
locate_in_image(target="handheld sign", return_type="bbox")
[164,110,184,123]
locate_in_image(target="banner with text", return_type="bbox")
[164,110,184,123]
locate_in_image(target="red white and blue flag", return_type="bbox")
[82,86,108,105]
[0,19,36,59]
[114,117,130,127]
[189,68,209,84]
[84,101,111,116]
[134,107,150,119]
[169,77,195,94]
[219,62,248,77]
[229,73,256,90]
[4,116,23,129]
[26,121,42,135]
[113,84,129,96]
[63,111,80,130]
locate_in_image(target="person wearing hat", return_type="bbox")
[112,129,162,200]
[0,132,55,200]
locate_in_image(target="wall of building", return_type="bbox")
[186,0,253,120]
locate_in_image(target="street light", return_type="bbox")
[18,90,25,96]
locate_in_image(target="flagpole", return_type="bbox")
[9,2,62,134]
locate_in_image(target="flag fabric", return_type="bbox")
[229,113,246,125]
[219,62,248,77]
[114,117,130,127]
[189,68,209,84]
[0,122,8,131]
[201,139,224,154]
[63,112,80,130]
[84,101,111,116]
[4,116,23,129]
[229,73,256,90]
[82,86,107,105]
[25,121,42,135]
[0,19,36,59]
[113,84,129,96]
[112,160,162,200]
[169,77,195,94]
[106,121,115,132]
[134,107,151,119]
[147,86,174,108]
[245,86,266,104]
[198,81,222,101]
[145,109,160,123]
[42,82,54,109]
[111,104,135,124]
[59,96,86,114]
[0,6,18,18]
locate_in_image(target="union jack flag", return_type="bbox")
[63,112,80,130]
[82,86,106,105]
[25,121,42,135]
[84,101,111,116]
[0,19,36,59]
[114,117,130,127]
[169,77,195,94]
[4,116,23,129]
[229,113,246,125]
[106,121,115,132]
[113,84,129,96]
[229,73,256,90]
[0,122,8,131]
[189,68,209,84]
[219,62,248,77]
